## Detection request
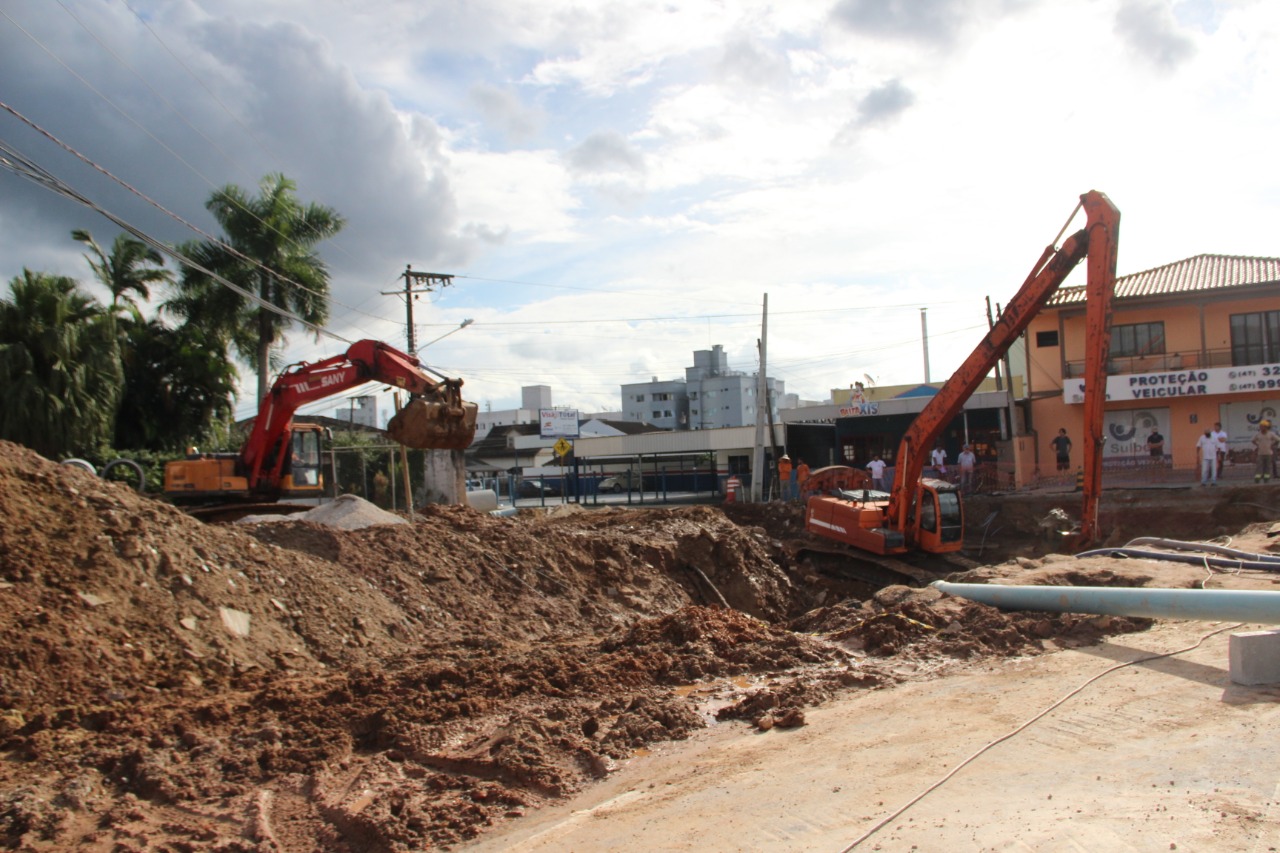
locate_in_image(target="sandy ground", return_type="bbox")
[469,613,1280,852]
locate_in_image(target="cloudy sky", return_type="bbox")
[2,0,1276,422]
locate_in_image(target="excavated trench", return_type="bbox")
[1,438,1275,851]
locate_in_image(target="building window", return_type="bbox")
[663,410,673,417]
[652,411,662,419]
[1231,310,1280,365]
[653,392,671,401]
[634,394,645,402]
[1036,330,1059,348]
[1110,322,1165,358]
[689,391,698,400]
[691,408,699,416]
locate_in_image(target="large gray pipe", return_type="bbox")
[931,581,1280,624]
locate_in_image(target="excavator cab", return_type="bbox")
[912,480,964,554]
[282,427,324,496]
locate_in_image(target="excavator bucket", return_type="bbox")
[387,384,479,450]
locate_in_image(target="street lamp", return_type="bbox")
[417,318,473,353]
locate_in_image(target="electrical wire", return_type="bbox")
[0,94,388,331]
[0,133,350,345]
[10,3,389,324]
[837,621,1241,851]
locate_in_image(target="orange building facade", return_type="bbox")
[1023,254,1280,480]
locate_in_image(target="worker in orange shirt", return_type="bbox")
[795,458,811,502]
[776,454,793,501]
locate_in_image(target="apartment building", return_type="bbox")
[621,344,796,431]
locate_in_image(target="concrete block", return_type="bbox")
[1229,629,1280,685]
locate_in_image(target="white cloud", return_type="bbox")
[3,0,1279,417]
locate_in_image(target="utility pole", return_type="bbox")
[381,267,460,509]
[920,307,931,384]
[751,294,769,503]
[382,266,454,354]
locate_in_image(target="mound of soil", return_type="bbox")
[0,440,1250,851]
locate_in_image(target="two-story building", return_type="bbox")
[1025,254,1280,476]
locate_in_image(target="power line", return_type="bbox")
[0,133,350,346]
[1,8,389,329]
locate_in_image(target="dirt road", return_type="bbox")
[469,616,1280,852]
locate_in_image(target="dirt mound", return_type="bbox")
[0,442,814,850]
[0,438,1262,851]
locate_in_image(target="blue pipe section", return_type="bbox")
[1076,547,1280,573]
[931,581,1280,624]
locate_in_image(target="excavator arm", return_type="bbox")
[803,191,1119,556]
[241,340,478,492]
[884,190,1118,545]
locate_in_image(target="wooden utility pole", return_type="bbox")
[751,294,769,503]
[382,267,460,508]
[382,267,454,354]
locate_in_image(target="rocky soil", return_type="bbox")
[0,439,1270,851]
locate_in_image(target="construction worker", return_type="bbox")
[1252,420,1279,482]
[776,454,793,501]
[795,458,811,502]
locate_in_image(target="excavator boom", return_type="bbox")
[805,190,1119,555]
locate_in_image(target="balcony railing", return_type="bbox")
[1063,347,1242,378]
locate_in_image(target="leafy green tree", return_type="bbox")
[112,320,239,451]
[0,270,122,457]
[71,228,173,317]
[168,173,344,403]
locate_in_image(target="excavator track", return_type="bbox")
[788,537,973,588]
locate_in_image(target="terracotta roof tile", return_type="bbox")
[1046,254,1280,306]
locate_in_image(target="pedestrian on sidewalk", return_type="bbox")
[1252,421,1279,483]
[1051,429,1072,474]
[930,444,948,479]
[1196,427,1220,485]
[1145,428,1164,464]
[866,454,886,491]
[1212,421,1228,474]
[957,445,977,494]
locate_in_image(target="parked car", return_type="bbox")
[598,475,629,493]
[516,479,561,498]
[599,471,641,493]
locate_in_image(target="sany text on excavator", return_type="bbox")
[804,190,1120,555]
[164,340,478,505]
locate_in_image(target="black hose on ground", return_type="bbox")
[1077,546,1280,573]
[1123,536,1280,564]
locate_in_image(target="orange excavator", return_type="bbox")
[804,190,1120,555]
[164,339,478,506]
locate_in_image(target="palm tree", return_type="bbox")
[169,173,344,403]
[71,228,173,318]
[0,270,122,457]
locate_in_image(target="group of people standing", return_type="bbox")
[1182,419,1279,485]
[928,443,979,494]
[1053,419,1280,486]
[1192,422,1230,485]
